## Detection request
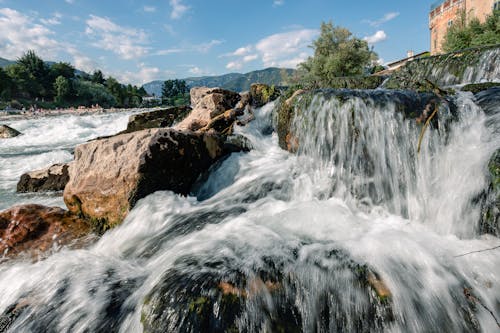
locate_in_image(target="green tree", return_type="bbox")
[50,62,75,80]
[54,75,70,104]
[0,67,14,101]
[297,21,375,88]
[6,63,38,98]
[91,70,105,84]
[443,10,500,52]
[161,79,189,106]
[17,50,51,98]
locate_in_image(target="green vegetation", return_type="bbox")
[296,21,377,88]
[0,50,147,110]
[442,9,500,53]
[161,79,190,106]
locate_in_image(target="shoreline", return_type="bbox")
[0,106,164,121]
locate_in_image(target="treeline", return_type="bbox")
[0,50,147,110]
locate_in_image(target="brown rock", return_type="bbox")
[0,125,21,138]
[16,163,70,193]
[123,106,192,133]
[0,204,91,259]
[63,128,233,228]
[176,87,240,132]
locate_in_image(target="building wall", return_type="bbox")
[429,0,496,55]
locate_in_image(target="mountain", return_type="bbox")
[0,57,15,68]
[142,67,296,97]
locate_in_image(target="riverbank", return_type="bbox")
[0,106,164,122]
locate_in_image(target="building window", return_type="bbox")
[448,20,453,27]
[494,1,500,10]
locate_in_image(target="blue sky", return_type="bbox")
[0,1,433,85]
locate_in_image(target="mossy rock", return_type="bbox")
[250,83,280,107]
[462,82,500,94]
[479,149,500,236]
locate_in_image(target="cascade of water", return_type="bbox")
[0,96,498,332]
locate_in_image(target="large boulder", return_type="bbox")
[175,87,240,132]
[0,204,90,259]
[0,125,21,138]
[16,163,70,193]
[63,128,236,229]
[123,106,191,133]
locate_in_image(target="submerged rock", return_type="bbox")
[63,128,239,229]
[0,204,91,260]
[141,248,394,333]
[0,125,21,138]
[474,86,500,116]
[123,106,192,133]
[16,163,70,193]
[479,149,500,236]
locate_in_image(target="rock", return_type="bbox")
[0,125,21,138]
[0,204,91,260]
[276,89,449,152]
[478,149,500,236]
[175,87,240,132]
[235,91,251,111]
[249,83,280,107]
[141,249,394,333]
[63,128,238,229]
[123,106,191,133]
[201,109,238,135]
[474,86,500,115]
[16,163,70,193]
[462,82,500,94]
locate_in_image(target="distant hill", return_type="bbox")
[0,57,15,68]
[143,67,296,96]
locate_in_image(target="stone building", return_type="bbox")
[429,0,499,54]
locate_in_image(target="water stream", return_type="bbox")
[0,91,499,332]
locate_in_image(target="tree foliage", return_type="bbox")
[162,79,189,106]
[0,50,147,109]
[297,21,376,88]
[442,9,500,53]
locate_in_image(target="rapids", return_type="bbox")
[0,92,499,332]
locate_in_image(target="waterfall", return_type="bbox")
[0,92,499,332]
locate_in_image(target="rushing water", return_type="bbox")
[0,92,499,332]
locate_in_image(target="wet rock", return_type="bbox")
[0,204,91,260]
[276,89,448,152]
[0,125,21,138]
[249,83,280,107]
[175,87,240,132]
[474,86,500,116]
[141,248,394,333]
[462,82,500,94]
[16,163,70,193]
[479,149,500,236]
[123,106,192,133]
[63,128,238,229]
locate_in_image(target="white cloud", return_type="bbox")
[66,46,98,73]
[170,0,190,20]
[40,12,62,25]
[255,29,318,67]
[366,12,399,27]
[154,48,183,56]
[113,63,171,85]
[195,39,223,53]
[273,0,284,7]
[65,0,75,4]
[363,30,387,44]
[243,54,258,62]
[226,61,242,70]
[0,8,61,59]
[85,15,149,59]
[224,28,318,70]
[143,6,156,13]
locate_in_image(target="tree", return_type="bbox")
[91,70,105,84]
[54,76,70,104]
[442,9,500,52]
[17,50,50,98]
[50,62,75,80]
[297,21,375,88]
[161,79,189,106]
[0,67,14,101]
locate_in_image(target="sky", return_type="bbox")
[0,0,434,86]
